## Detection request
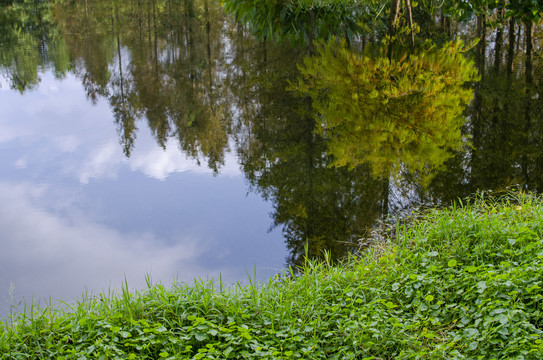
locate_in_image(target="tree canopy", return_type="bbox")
[222,0,364,49]
[292,40,479,181]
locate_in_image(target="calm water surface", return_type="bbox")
[1,0,542,317]
[0,71,286,316]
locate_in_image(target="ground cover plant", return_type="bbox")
[1,192,542,359]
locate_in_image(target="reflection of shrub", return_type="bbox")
[293,40,479,181]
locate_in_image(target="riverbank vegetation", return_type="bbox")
[2,192,542,359]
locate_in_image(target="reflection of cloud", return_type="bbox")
[0,73,86,144]
[77,138,241,184]
[53,135,80,152]
[129,144,240,180]
[130,147,210,180]
[14,158,27,169]
[0,181,213,311]
[78,143,124,184]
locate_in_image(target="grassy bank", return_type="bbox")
[1,193,542,359]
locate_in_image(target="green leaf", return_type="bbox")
[385,301,397,309]
[464,328,479,338]
[223,346,234,357]
[423,332,435,339]
[476,281,487,293]
[156,325,167,333]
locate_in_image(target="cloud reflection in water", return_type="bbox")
[0,72,285,317]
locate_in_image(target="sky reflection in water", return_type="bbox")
[0,73,286,317]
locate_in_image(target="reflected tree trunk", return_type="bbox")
[151,0,158,71]
[404,0,414,50]
[506,16,515,79]
[147,0,152,45]
[84,0,89,35]
[471,14,485,187]
[112,13,124,99]
[184,0,196,87]
[388,0,401,60]
[525,20,533,90]
[475,15,486,76]
[204,0,213,103]
[308,9,315,54]
[522,19,533,187]
[493,1,505,74]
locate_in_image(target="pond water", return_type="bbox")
[1,0,542,317]
[0,71,286,317]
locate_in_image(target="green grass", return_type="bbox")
[1,192,542,359]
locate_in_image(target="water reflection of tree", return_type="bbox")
[229,41,387,267]
[294,40,478,182]
[53,0,232,170]
[429,68,543,202]
[424,13,543,202]
[0,0,70,92]
[2,0,543,267]
[53,0,113,103]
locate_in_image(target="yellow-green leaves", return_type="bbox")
[293,40,479,182]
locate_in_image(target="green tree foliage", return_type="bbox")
[506,0,542,21]
[222,0,362,48]
[445,0,498,20]
[0,0,71,92]
[443,0,542,31]
[293,40,479,181]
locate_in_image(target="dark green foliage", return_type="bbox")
[0,0,72,92]
[444,0,542,28]
[2,193,542,358]
[221,0,363,46]
[507,0,543,21]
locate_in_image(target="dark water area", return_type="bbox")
[1,0,542,317]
